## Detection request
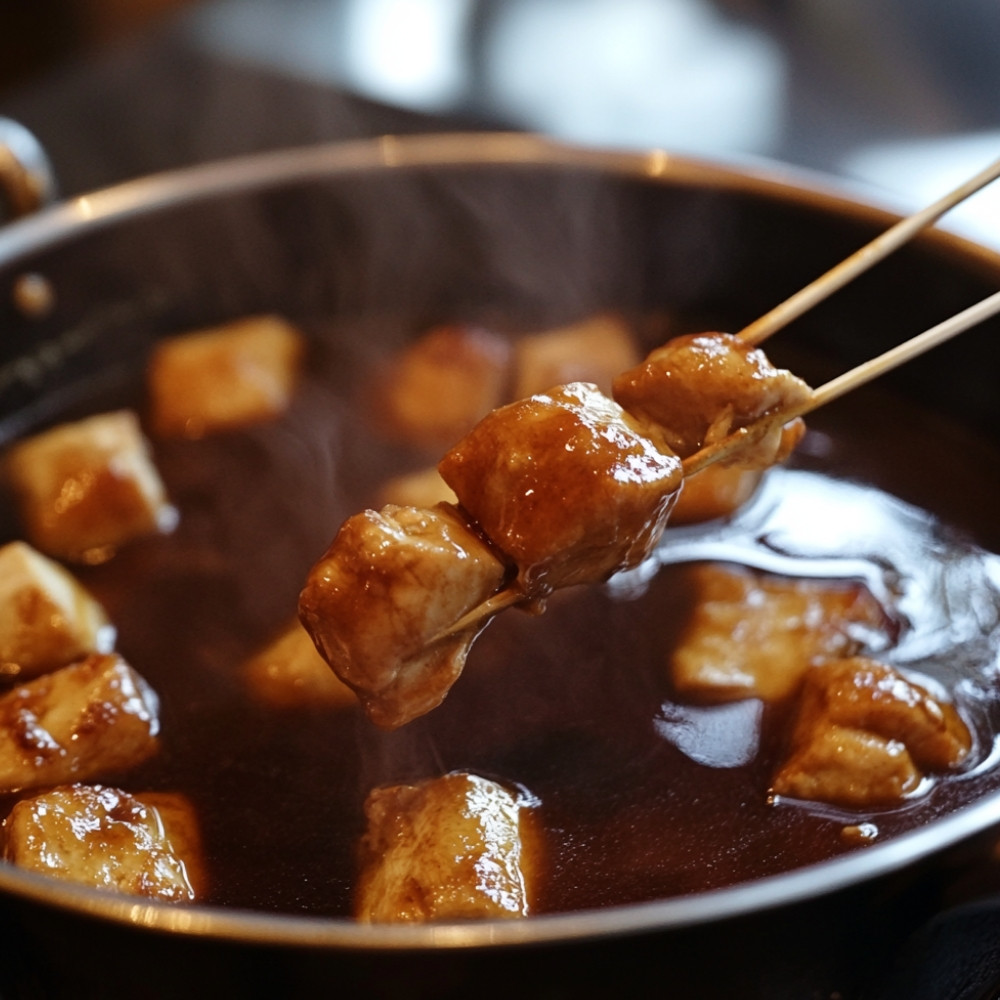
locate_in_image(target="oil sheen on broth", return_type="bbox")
[1,324,999,918]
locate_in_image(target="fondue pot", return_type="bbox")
[1,130,1000,1000]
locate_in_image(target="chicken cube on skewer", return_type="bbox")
[3,784,202,901]
[439,382,683,596]
[0,541,116,682]
[3,410,177,564]
[355,771,539,923]
[670,563,892,702]
[0,652,160,792]
[299,503,508,729]
[147,314,306,439]
[771,657,972,808]
[612,332,811,464]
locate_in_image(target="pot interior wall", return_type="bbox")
[1,164,998,443]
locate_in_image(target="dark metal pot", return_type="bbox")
[1,132,999,1000]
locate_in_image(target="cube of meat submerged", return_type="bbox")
[511,312,640,399]
[370,325,512,452]
[669,563,891,702]
[3,784,201,901]
[0,653,160,792]
[438,382,683,595]
[356,771,539,923]
[244,619,356,709]
[772,657,972,808]
[299,504,508,729]
[612,332,812,461]
[147,314,305,438]
[3,410,177,564]
[0,541,115,682]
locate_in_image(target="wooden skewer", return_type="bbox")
[688,287,1000,475]
[737,156,1000,347]
[440,288,1000,641]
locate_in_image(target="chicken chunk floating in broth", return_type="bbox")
[668,562,893,703]
[0,652,159,792]
[356,771,538,923]
[300,332,807,728]
[3,784,202,901]
[772,658,972,808]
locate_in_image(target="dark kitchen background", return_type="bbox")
[2,0,1000,245]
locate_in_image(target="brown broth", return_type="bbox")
[2,327,1000,918]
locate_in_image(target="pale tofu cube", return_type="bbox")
[244,619,356,709]
[0,652,160,792]
[3,410,177,564]
[356,771,539,922]
[374,466,456,509]
[148,315,305,438]
[669,563,891,702]
[512,313,640,399]
[0,541,115,682]
[4,784,201,901]
[370,325,512,451]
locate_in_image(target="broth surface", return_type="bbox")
[2,324,1000,917]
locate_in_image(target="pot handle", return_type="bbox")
[0,117,56,223]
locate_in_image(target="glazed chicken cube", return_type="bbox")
[370,324,512,451]
[512,313,640,399]
[669,563,891,702]
[3,410,177,564]
[244,619,356,709]
[0,541,115,682]
[4,784,201,901]
[772,657,972,808]
[439,382,683,596]
[299,503,508,729]
[612,332,812,461]
[147,314,306,438]
[355,771,539,923]
[0,652,160,792]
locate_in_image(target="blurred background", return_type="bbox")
[2,0,1000,243]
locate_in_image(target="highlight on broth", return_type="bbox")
[0,309,996,922]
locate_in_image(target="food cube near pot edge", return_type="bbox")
[147,314,305,438]
[3,784,201,901]
[512,313,641,399]
[0,541,115,682]
[244,619,356,709]
[771,657,972,808]
[356,771,539,923]
[668,563,892,702]
[3,410,177,563]
[0,652,160,793]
